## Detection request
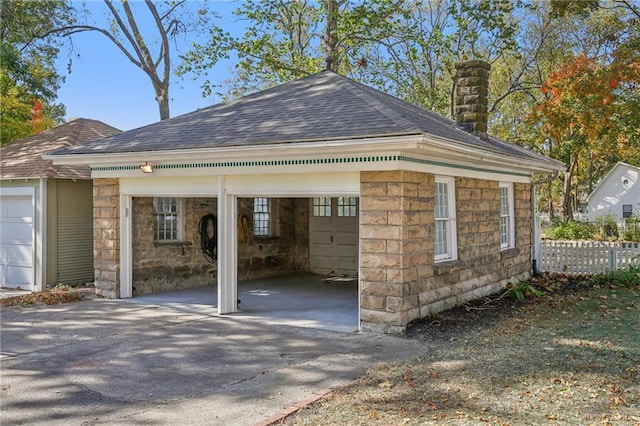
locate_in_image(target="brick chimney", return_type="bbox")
[454,60,491,140]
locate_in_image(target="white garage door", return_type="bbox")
[0,188,35,290]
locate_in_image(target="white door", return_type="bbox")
[309,197,359,276]
[0,189,35,290]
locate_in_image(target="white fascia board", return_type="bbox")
[44,134,425,166]
[419,135,564,175]
[400,157,531,183]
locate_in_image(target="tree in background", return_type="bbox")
[178,0,407,100]
[532,0,640,219]
[0,0,72,145]
[56,0,223,121]
[180,0,526,115]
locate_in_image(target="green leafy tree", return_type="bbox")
[181,0,528,114]
[0,0,72,145]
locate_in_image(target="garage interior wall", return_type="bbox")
[131,197,310,295]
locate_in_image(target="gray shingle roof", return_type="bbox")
[1,118,121,179]
[50,71,553,165]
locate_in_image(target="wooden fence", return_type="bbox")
[540,240,640,274]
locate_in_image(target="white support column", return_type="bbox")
[37,179,46,291]
[217,176,238,314]
[119,194,133,298]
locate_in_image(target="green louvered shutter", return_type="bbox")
[56,180,94,285]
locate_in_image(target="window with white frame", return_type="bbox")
[434,176,457,261]
[337,197,358,217]
[253,197,271,236]
[153,197,183,242]
[499,183,515,249]
[312,197,332,217]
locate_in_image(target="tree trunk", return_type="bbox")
[561,154,578,220]
[547,180,554,220]
[158,96,170,121]
[323,0,338,71]
[155,83,170,121]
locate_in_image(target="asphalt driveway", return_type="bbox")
[0,298,425,425]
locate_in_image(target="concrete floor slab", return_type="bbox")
[124,274,359,333]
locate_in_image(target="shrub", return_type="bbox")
[543,219,596,240]
[506,281,543,301]
[595,213,619,240]
[622,214,640,241]
[592,265,640,288]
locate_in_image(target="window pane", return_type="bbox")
[500,216,509,245]
[253,198,270,236]
[500,187,509,215]
[313,197,332,217]
[153,197,180,241]
[337,197,357,217]
[435,182,449,219]
[435,220,448,256]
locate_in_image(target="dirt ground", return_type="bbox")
[404,273,592,341]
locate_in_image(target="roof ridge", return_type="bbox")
[337,74,485,142]
[334,74,418,132]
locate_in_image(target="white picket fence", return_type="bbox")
[540,240,640,274]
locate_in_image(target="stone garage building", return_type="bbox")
[47,61,564,333]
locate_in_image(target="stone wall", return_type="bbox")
[131,197,217,295]
[360,171,532,333]
[93,179,120,298]
[131,197,309,294]
[360,170,432,333]
[236,197,309,280]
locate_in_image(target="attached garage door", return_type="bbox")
[0,188,35,290]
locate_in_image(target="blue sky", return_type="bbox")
[56,1,241,131]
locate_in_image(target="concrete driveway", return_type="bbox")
[1,297,425,425]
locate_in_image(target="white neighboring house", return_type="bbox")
[587,162,640,222]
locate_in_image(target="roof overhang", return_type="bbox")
[45,133,563,179]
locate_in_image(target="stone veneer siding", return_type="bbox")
[360,171,532,333]
[93,178,120,298]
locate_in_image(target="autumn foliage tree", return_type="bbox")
[533,51,640,219]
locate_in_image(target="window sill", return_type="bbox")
[153,241,193,248]
[253,236,279,242]
[500,247,519,260]
[433,259,460,275]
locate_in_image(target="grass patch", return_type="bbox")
[282,277,640,425]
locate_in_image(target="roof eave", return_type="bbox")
[418,135,565,175]
[44,134,426,166]
[45,131,564,177]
